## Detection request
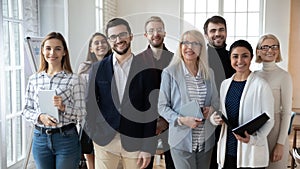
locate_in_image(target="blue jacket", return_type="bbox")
[158,61,219,153]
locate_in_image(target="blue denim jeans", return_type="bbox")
[32,125,81,169]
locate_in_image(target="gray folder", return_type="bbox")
[179,100,204,119]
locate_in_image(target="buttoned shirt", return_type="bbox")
[182,61,207,152]
[112,53,133,102]
[22,71,86,128]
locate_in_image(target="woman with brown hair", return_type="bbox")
[22,32,86,169]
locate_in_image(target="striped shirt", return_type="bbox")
[182,62,207,152]
[22,71,86,128]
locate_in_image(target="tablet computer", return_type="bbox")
[38,90,59,123]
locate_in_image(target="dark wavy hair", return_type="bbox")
[229,39,254,59]
[203,15,227,35]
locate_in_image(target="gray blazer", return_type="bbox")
[158,61,219,153]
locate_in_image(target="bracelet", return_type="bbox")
[177,117,183,126]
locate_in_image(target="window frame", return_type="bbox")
[181,0,265,46]
[1,0,27,168]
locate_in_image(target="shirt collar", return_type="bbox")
[112,52,133,67]
[181,60,201,77]
[38,70,68,78]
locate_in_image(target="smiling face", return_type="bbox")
[42,38,65,67]
[258,38,280,62]
[230,46,252,74]
[90,35,109,60]
[107,25,132,55]
[144,21,166,48]
[181,34,202,63]
[205,22,227,48]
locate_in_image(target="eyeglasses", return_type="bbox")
[146,28,165,35]
[181,41,202,48]
[259,45,279,51]
[108,32,129,42]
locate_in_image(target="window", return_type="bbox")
[95,0,104,32]
[1,0,26,168]
[182,0,264,47]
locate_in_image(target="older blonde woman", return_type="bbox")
[158,30,219,169]
[255,34,292,169]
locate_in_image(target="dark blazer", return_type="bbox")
[84,53,157,154]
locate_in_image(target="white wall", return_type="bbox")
[39,0,96,71]
[264,0,291,70]
[116,0,182,54]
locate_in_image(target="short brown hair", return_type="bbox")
[203,15,227,35]
[144,16,165,32]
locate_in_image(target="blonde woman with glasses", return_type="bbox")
[255,34,293,169]
[158,30,219,169]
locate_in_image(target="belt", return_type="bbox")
[35,123,76,135]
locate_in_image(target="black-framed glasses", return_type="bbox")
[108,32,129,42]
[259,45,279,51]
[181,41,202,48]
[146,28,165,35]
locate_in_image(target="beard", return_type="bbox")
[149,37,164,48]
[149,40,164,48]
[113,42,131,55]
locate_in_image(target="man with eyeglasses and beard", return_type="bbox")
[84,17,157,169]
[136,16,175,169]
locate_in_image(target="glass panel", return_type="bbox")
[207,0,219,12]
[235,13,247,36]
[5,71,12,115]
[248,13,260,36]
[236,0,248,12]
[196,0,206,12]
[223,0,235,12]
[2,0,9,17]
[223,13,235,37]
[184,0,195,12]
[99,0,103,8]
[12,0,20,19]
[7,119,12,165]
[195,13,207,32]
[13,23,21,65]
[3,21,11,66]
[248,0,260,11]
[16,70,22,111]
[17,117,23,160]
[184,13,195,26]
[247,37,258,48]
[226,36,235,48]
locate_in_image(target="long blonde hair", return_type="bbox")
[169,30,210,79]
